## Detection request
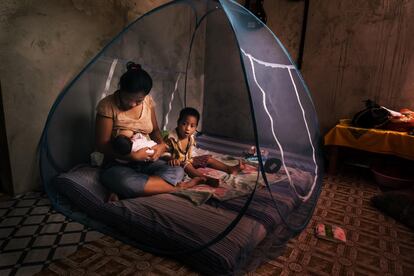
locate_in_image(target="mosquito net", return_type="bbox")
[39,0,323,274]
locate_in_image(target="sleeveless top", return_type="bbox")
[96,90,154,138]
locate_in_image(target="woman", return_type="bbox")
[95,62,203,200]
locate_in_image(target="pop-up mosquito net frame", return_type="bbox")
[39,0,323,274]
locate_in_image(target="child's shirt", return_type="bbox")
[165,128,196,168]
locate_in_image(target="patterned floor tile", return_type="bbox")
[0,252,22,266]
[15,265,43,276]
[23,248,51,263]
[4,237,31,251]
[32,236,55,248]
[0,192,104,276]
[51,246,78,260]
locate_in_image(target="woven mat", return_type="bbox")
[38,168,414,275]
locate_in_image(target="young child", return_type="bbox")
[164,107,244,186]
[112,129,157,157]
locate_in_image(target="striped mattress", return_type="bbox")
[51,136,305,275]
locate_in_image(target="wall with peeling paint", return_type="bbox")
[302,0,414,132]
[0,0,170,194]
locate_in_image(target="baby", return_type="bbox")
[164,107,244,186]
[112,129,156,156]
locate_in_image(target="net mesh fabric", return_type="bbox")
[40,0,323,274]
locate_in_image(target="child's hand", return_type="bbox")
[168,159,181,166]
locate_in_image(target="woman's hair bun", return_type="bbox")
[120,61,152,94]
[126,61,142,71]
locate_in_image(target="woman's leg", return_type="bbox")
[143,160,185,186]
[100,164,149,199]
[100,161,202,199]
[143,175,204,194]
[101,164,182,198]
[143,160,203,190]
[142,175,177,194]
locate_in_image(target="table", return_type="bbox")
[324,122,414,173]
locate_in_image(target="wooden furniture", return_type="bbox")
[324,122,414,174]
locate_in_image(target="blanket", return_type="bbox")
[171,148,294,205]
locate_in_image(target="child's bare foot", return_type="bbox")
[228,160,246,175]
[108,192,119,202]
[176,176,205,190]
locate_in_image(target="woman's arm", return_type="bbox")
[95,115,150,161]
[149,106,165,144]
[95,115,115,158]
[149,106,167,160]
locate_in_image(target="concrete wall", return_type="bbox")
[202,0,305,141]
[204,0,414,135]
[303,0,414,132]
[0,0,170,194]
[236,0,305,62]
[202,6,254,141]
[263,0,305,63]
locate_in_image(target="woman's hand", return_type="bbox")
[150,143,167,161]
[131,147,153,162]
[168,159,181,167]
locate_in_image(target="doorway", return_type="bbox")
[0,81,13,195]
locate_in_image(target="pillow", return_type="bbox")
[53,165,109,211]
[371,189,414,229]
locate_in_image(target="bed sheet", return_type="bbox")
[172,147,313,205]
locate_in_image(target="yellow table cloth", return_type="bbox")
[324,123,414,160]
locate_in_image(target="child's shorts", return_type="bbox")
[192,155,211,169]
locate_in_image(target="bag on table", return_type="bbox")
[352,99,390,129]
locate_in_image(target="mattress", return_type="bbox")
[51,136,314,275]
[52,164,301,275]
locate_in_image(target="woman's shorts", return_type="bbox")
[100,159,184,199]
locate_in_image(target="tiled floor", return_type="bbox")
[0,192,103,276]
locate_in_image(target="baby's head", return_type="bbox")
[112,134,132,155]
[177,107,200,139]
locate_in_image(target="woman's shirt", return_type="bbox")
[96,90,154,138]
